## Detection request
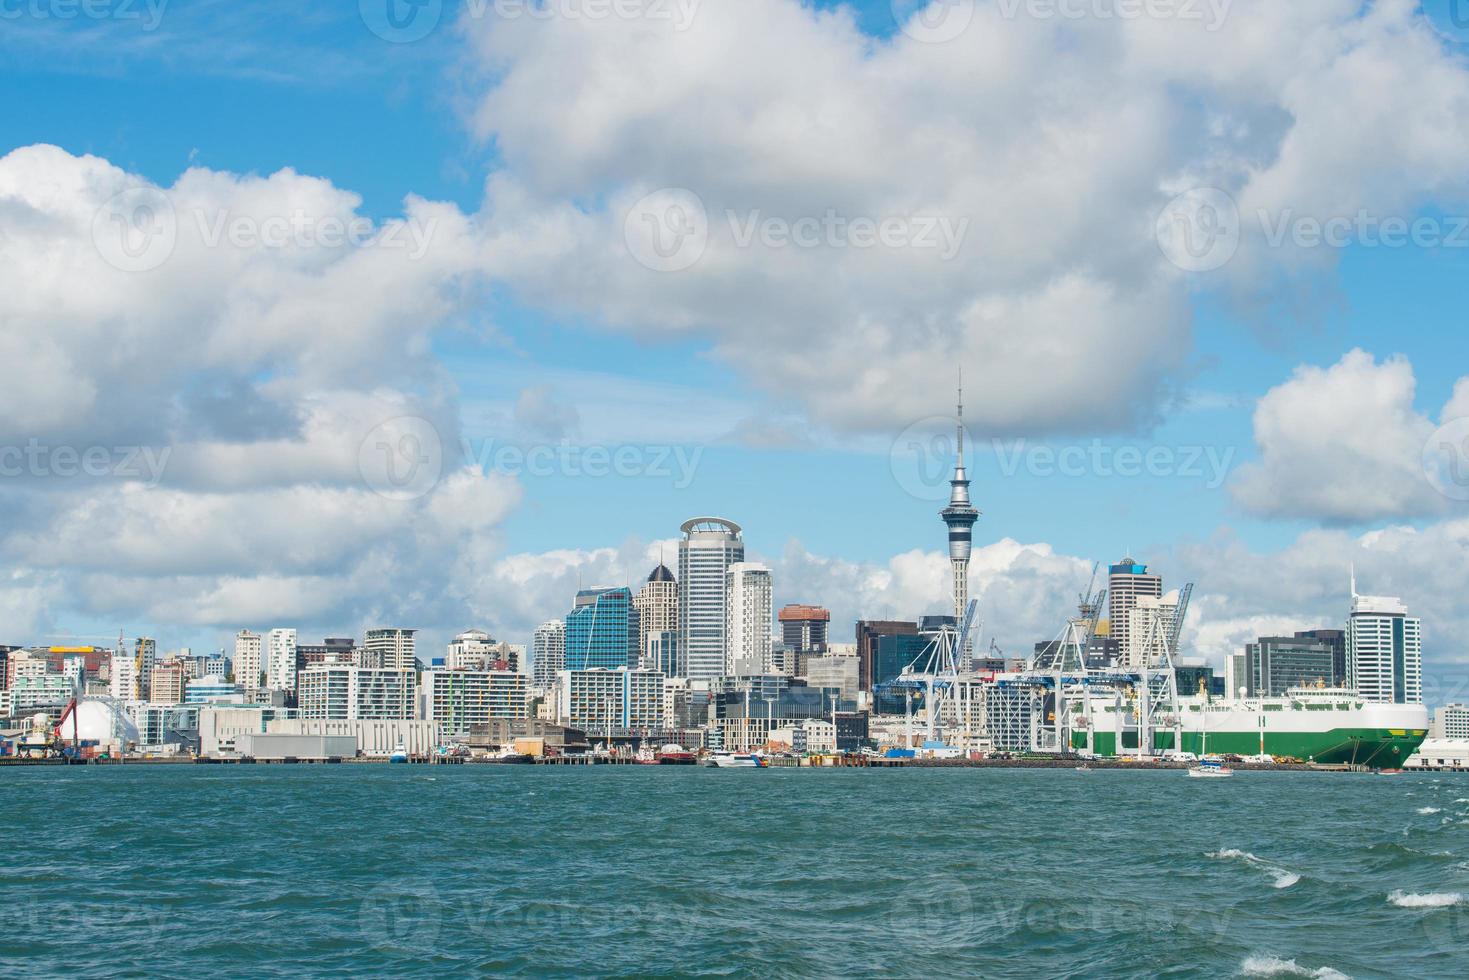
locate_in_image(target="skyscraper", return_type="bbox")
[634,562,678,664]
[532,620,566,687]
[267,628,298,692]
[1107,556,1162,656]
[565,587,640,671]
[234,629,263,689]
[678,517,744,680]
[856,620,919,695]
[779,605,830,654]
[939,386,980,623]
[1242,635,1337,696]
[725,562,773,675]
[134,637,157,699]
[364,628,417,672]
[1348,576,1422,705]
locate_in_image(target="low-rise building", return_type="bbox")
[556,668,665,733]
[298,666,416,720]
[266,718,439,757]
[421,669,529,736]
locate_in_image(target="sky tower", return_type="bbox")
[940,381,980,624]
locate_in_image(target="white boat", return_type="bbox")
[1188,756,1233,778]
[703,751,766,768]
[389,741,409,764]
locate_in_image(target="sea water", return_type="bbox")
[4,766,1469,978]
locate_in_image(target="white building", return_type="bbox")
[446,629,496,671]
[267,628,298,693]
[234,630,263,690]
[679,517,745,681]
[134,638,157,699]
[1406,738,1469,770]
[1107,557,1163,657]
[556,668,665,733]
[770,718,837,754]
[198,705,296,756]
[1347,586,1422,705]
[532,620,566,688]
[364,627,416,672]
[805,655,859,701]
[421,669,529,736]
[109,644,139,701]
[725,562,773,676]
[298,666,416,720]
[1123,592,1179,669]
[1431,703,1469,740]
[185,675,245,704]
[267,718,439,758]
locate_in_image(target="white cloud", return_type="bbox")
[1230,349,1461,522]
[458,0,1469,438]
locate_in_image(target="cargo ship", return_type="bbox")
[1070,686,1428,768]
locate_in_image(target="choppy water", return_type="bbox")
[4,766,1469,978]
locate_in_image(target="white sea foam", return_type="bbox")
[1417,806,1441,815]
[1387,890,1466,908]
[1208,850,1300,889]
[1239,954,1350,978]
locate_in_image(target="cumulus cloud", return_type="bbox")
[1230,350,1463,522]
[458,0,1469,438]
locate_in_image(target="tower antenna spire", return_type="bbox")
[956,367,965,464]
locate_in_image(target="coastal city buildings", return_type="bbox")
[1241,634,1338,696]
[532,620,565,687]
[678,517,744,681]
[421,669,529,735]
[363,628,416,672]
[1107,557,1163,657]
[1431,703,1469,739]
[725,562,773,676]
[297,666,416,720]
[267,628,298,694]
[446,630,495,670]
[633,563,678,662]
[234,630,263,690]
[1347,582,1423,705]
[565,588,639,671]
[556,668,665,734]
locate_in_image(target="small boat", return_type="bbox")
[655,744,697,765]
[389,741,409,764]
[1188,756,1233,778]
[703,751,766,768]
[1075,764,1093,772]
[1376,768,1406,776]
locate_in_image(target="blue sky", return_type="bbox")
[3,0,1469,689]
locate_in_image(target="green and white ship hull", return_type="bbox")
[1069,688,1428,768]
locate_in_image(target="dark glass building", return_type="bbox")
[565,587,641,671]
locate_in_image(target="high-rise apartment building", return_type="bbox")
[634,563,678,662]
[446,629,496,670]
[421,669,528,735]
[678,517,744,681]
[532,620,566,687]
[725,562,773,676]
[234,630,263,690]
[565,588,640,671]
[1122,592,1178,669]
[134,637,157,699]
[1432,703,1469,740]
[1348,581,1422,705]
[298,665,416,720]
[556,667,666,733]
[148,661,186,705]
[779,605,830,655]
[267,629,298,693]
[1108,557,1163,657]
[1293,628,1347,687]
[364,628,417,672]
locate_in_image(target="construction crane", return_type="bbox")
[1167,583,1194,656]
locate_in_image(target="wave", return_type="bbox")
[1416,806,1441,815]
[1240,954,1350,978]
[1387,890,1466,908]
[1207,849,1300,889]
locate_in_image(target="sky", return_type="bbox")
[2,0,1469,702]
